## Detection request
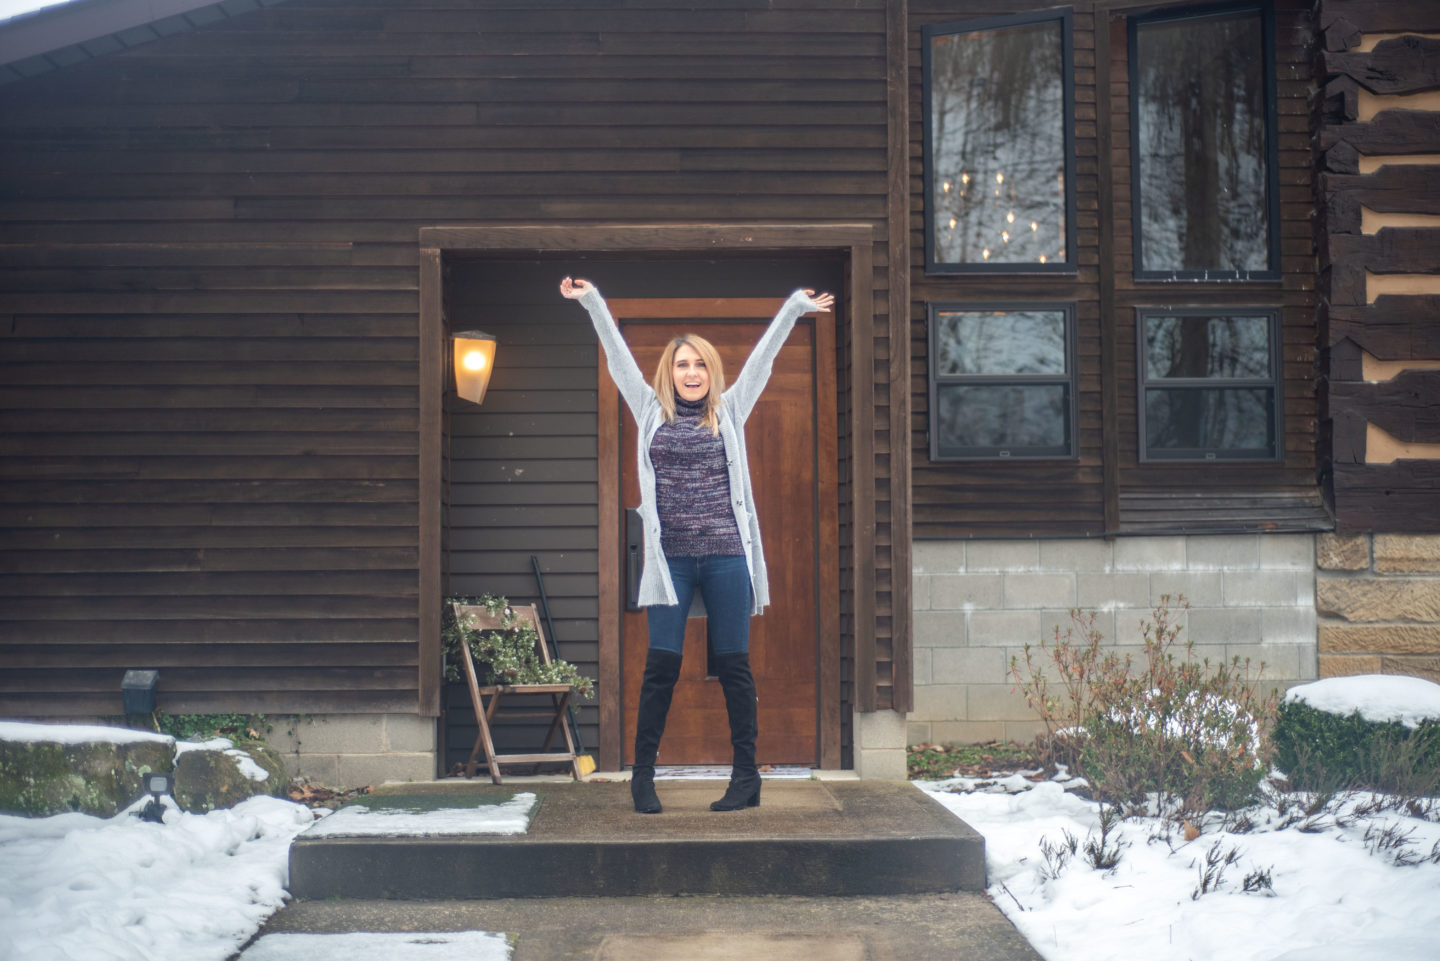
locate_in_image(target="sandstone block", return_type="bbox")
[1318,654,1382,677]
[1316,578,1440,622]
[1317,533,1370,571]
[1375,535,1440,573]
[1319,623,1440,654]
[1380,656,1440,684]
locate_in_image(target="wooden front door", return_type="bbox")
[605,298,836,766]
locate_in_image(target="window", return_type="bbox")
[1137,309,1281,461]
[922,9,1076,274]
[1129,3,1280,280]
[928,304,1076,460]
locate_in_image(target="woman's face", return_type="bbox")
[671,343,711,403]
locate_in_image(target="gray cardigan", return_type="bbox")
[578,285,820,616]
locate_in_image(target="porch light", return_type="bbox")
[453,330,498,405]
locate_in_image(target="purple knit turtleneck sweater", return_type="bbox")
[650,395,745,557]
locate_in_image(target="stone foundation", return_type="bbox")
[263,714,438,789]
[1317,533,1440,683]
[909,534,1319,747]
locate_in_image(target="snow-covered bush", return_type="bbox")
[1273,676,1440,797]
[1012,596,1277,816]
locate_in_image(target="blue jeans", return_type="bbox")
[646,555,753,656]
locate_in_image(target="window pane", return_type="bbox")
[1145,315,1271,380]
[1134,9,1270,273]
[1145,388,1274,454]
[936,384,1069,453]
[935,310,1067,376]
[930,18,1067,266]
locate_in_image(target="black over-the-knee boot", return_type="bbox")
[632,648,683,814]
[710,651,761,811]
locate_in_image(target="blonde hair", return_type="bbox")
[652,334,726,434]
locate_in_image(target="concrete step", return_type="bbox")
[249,892,1044,961]
[287,779,986,900]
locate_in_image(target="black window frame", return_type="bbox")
[1127,1,1282,282]
[921,7,1079,276]
[927,301,1079,461]
[1136,306,1284,463]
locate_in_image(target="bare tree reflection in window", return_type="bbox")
[1134,8,1271,274]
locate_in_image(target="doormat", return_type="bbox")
[654,766,812,780]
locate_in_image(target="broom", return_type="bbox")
[531,554,597,776]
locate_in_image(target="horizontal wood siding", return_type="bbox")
[0,0,897,725]
[909,0,1323,539]
[1315,0,1440,533]
[909,1,1105,539]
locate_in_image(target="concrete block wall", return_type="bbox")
[1316,533,1440,683]
[263,714,437,788]
[909,534,1319,747]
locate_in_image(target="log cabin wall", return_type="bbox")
[1312,0,1440,685]
[0,0,909,776]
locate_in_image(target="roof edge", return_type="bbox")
[0,0,291,84]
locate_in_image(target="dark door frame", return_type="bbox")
[416,224,879,773]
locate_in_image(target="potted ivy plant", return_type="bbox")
[441,594,594,699]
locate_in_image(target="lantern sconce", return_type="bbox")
[452,330,497,405]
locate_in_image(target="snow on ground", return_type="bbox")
[299,793,537,838]
[239,932,510,961]
[919,674,1440,961]
[2,676,1436,960]
[1286,674,1440,729]
[0,795,313,961]
[921,776,1440,961]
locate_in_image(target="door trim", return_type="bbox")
[416,224,877,771]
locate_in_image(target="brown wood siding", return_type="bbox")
[1316,0,1440,533]
[907,0,1324,539]
[909,1,1106,539]
[0,0,903,726]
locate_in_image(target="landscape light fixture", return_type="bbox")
[453,330,498,405]
[138,772,173,824]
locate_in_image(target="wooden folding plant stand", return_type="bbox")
[452,602,582,784]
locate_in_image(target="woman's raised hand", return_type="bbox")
[804,289,835,312]
[559,276,593,299]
